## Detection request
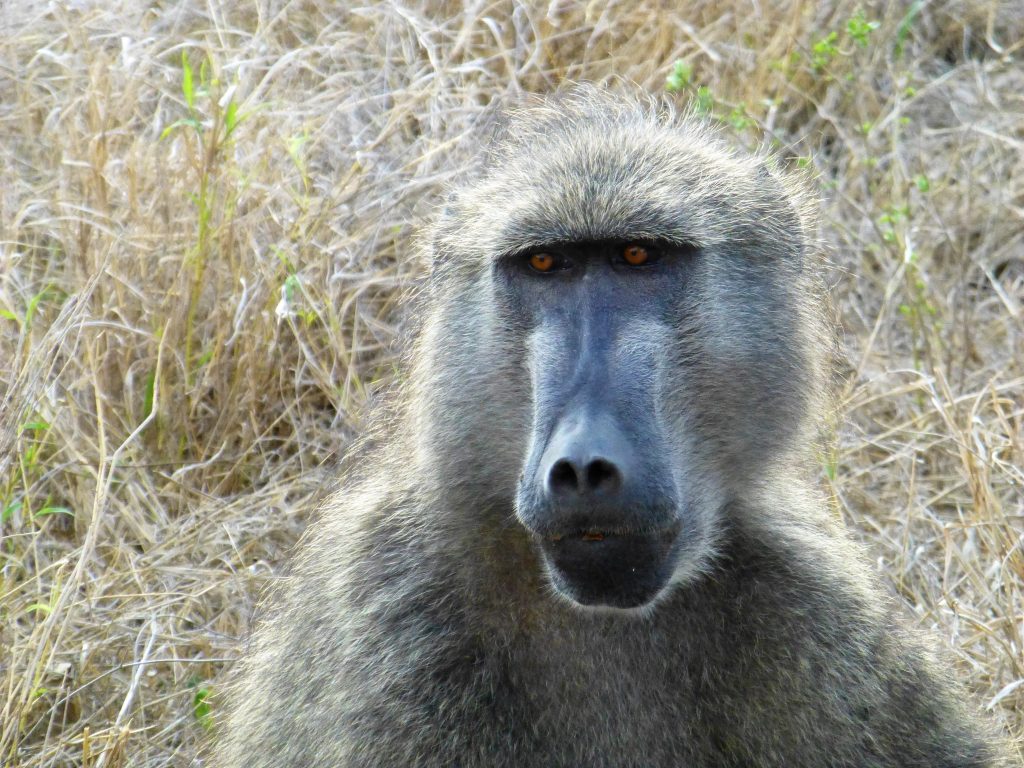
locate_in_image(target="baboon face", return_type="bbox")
[497,240,699,609]
[431,102,817,611]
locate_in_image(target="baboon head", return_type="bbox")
[418,90,824,611]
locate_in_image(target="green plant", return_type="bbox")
[160,51,246,384]
[805,10,881,77]
[694,86,714,115]
[726,103,753,130]
[895,1,924,59]
[811,31,840,70]
[189,678,214,731]
[1,420,72,530]
[878,203,909,243]
[665,60,693,93]
[0,287,51,332]
[847,10,880,48]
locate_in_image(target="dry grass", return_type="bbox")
[1,1,1021,765]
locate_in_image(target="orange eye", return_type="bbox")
[623,244,649,266]
[529,253,555,272]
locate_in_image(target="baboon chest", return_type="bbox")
[417,625,717,767]
[398,581,845,767]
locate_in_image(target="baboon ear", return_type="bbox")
[427,191,460,272]
[756,160,810,254]
[757,159,783,187]
[441,190,459,219]
[756,162,790,204]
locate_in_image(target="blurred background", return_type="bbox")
[1,1,1021,765]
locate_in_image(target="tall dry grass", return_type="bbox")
[1,1,1021,765]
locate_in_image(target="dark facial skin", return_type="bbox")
[495,240,699,609]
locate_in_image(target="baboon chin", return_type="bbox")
[535,523,684,609]
[213,88,1011,768]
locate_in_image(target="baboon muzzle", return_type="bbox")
[515,310,682,609]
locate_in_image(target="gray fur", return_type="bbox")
[212,88,1010,767]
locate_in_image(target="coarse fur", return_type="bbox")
[212,88,1011,767]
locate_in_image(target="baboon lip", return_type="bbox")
[547,528,618,543]
[542,522,680,544]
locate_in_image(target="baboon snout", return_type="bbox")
[510,286,684,607]
[517,409,683,609]
[523,410,677,537]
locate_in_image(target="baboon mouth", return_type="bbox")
[545,524,677,544]
[537,524,682,609]
[547,529,618,543]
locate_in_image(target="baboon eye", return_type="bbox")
[529,253,555,272]
[527,252,570,273]
[622,244,650,266]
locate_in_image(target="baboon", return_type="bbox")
[213,89,1010,767]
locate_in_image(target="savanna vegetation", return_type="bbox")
[1,1,1021,765]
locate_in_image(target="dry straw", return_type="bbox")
[1,1,1021,765]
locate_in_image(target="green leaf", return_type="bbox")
[3,500,23,523]
[727,104,752,130]
[665,60,692,93]
[811,31,839,71]
[143,369,156,418]
[824,458,837,481]
[847,11,880,47]
[191,682,214,730]
[694,86,713,115]
[24,286,51,331]
[160,117,201,140]
[286,132,309,168]
[283,273,300,303]
[181,51,195,110]
[33,506,74,519]
[224,100,239,138]
[895,1,924,59]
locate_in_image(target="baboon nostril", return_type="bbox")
[547,457,622,497]
[586,459,621,492]
[549,459,580,494]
